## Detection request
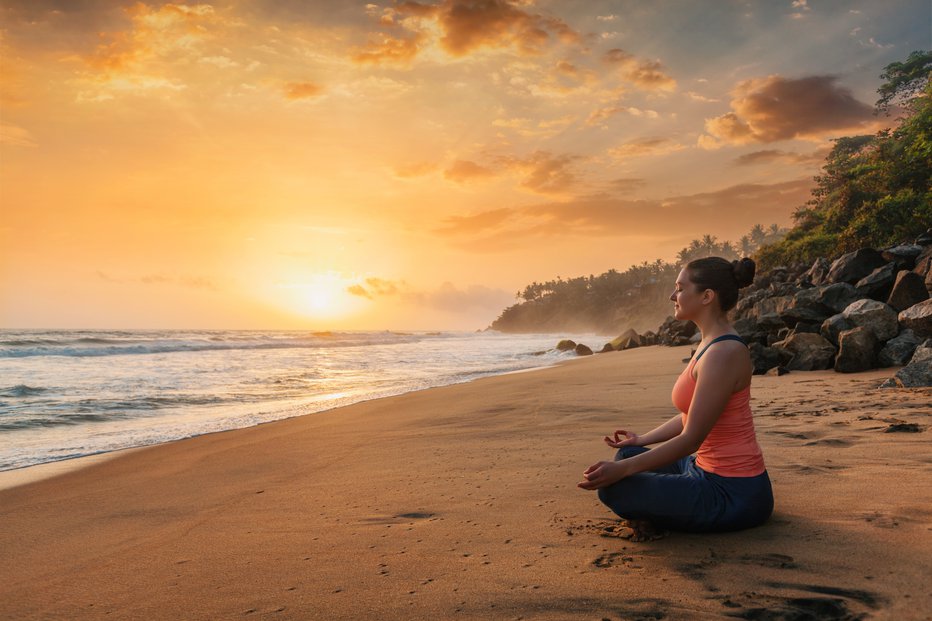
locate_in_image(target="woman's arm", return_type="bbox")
[580,346,742,489]
[633,414,684,446]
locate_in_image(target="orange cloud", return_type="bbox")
[586,104,659,126]
[444,160,496,183]
[433,178,815,251]
[351,32,424,66]
[732,148,829,166]
[602,49,676,92]
[608,137,685,159]
[701,75,875,145]
[357,0,579,65]
[283,81,324,99]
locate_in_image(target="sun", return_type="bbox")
[277,272,360,320]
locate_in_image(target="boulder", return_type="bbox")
[689,332,701,344]
[734,317,765,344]
[881,244,922,270]
[556,339,576,351]
[772,332,837,371]
[898,299,932,338]
[887,270,930,312]
[609,329,641,350]
[619,337,640,350]
[834,326,877,373]
[575,343,593,356]
[917,228,932,245]
[598,343,615,353]
[766,366,790,376]
[841,298,899,342]
[855,263,897,301]
[780,305,830,328]
[820,313,852,347]
[757,312,787,332]
[878,329,922,367]
[893,339,932,387]
[749,295,795,320]
[748,342,781,375]
[801,257,831,286]
[641,330,658,345]
[826,248,887,285]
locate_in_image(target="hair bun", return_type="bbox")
[732,257,756,288]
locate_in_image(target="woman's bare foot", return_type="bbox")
[622,519,668,542]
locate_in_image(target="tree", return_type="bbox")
[876,50,932,115]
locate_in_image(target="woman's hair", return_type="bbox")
[684,256,756,313]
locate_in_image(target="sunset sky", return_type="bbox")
[1,0,928,330]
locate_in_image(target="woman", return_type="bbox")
[577,256,773,538]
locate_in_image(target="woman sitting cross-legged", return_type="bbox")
[577,256,774,540]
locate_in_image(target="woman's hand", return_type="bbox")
[577,459,630,490]
[604,429,640,448]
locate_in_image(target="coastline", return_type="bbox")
[1,345,929,620]
[0,352,588,492]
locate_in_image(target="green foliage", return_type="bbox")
[756,50,932,270]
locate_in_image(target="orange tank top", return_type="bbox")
[671,335,766,477]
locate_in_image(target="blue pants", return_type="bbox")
[596,446,774,533]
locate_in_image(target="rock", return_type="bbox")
[556,339,576,351]
[788,322,821,335]
[609,329,641,350]
[826,248,887,285]
[820,313,852,347]
[689,332,701,344]
[881,244,923,270]
[745,295,795,320]
[801,257,831,286]
[772,332,837,371]
[879,377,898,389]
[878,329,922,367]
[599,343,615,353]
[898,299,932,338]
[757,312,786,332]
[780,305,830,328]
[841,299,899,342]
[748,342,781,374]
[619,337,640,350]
[641,330,658,346]
[884,423,921,432]
[672,336,693,346]
[855,263,897,301]
[834,326,877,373]
[575,343,593,356]
[734,317,764,344]
[887,270,930,312]
[815,282,866,314]
[765,366,790,376]
[913,246,932,287]
[893,339,932,386]
[916,228,932,245]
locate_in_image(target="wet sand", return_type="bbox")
[1,345,930,620]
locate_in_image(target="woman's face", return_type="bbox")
[670,269,705,320]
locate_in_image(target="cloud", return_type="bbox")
[432,178,814,251]
[346,277,512,312]
[347,277,402,299]
[607,137,685,159]
[0,123,37,147]
[586,105,659,126]
[393,161,439,178]
[283,81,324,99]
[356,0,580,65]
[607,178,647,193]
[499,151,582,194]
[732,148,829,166]
[444,160,496,183]
[351,32,424,66]
[686,91,719,103]
[442,151,582,194]
[602,49,676,92]
[700,75,875,146]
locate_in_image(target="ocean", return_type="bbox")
[0,329,612,471]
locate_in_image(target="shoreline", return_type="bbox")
[0,351,591,491]
[2,344,929,620]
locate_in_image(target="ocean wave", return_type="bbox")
[0,331,431,358]
[0,384,48,397]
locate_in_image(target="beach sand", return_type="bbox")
[1,345,930,620]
